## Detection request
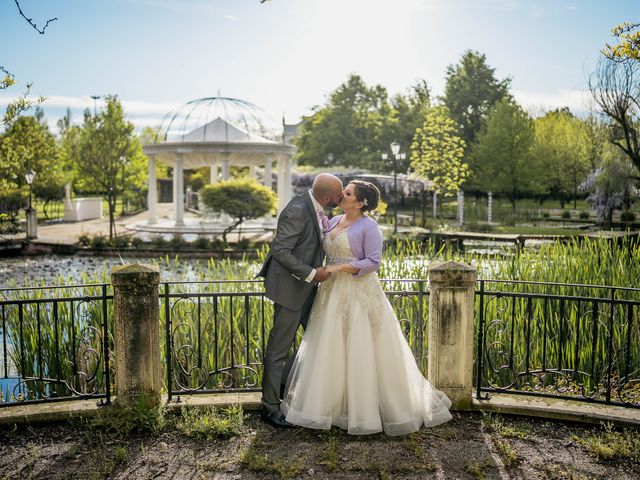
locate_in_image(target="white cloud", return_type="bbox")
[513,88,594,116]
[223,14,239,21]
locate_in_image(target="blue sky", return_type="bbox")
[0,0,637,132]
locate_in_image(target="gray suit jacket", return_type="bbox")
[257,192,324,311]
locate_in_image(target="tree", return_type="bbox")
[471,99,540,209]
[295,74,394,171]
[443,50,511,189]
[410,105,469,196]
[589,58,640,180]
[533,110,591,208]
[200,179,276,243]
[583,146,638,228]
[68,96,137,239]
[0,115,63,206]
[603,22,640,62]
[443,50,511,146]
[387,80,432,173]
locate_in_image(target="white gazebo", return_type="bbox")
[139,97,296,232]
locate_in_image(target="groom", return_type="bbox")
[257,173,343,427]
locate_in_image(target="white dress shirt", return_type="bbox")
[305,190,325,283]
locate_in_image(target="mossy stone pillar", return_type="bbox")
[111,264,161,407]
[428,261,477,410]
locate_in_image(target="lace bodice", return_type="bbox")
[323,230,355,265]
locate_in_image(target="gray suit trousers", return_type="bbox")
[261,290,316,414]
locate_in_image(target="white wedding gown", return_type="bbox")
[281,228,452,436]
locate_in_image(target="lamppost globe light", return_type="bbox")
[381,153,389,160]
[25,170,36,185]
[390,141,400,156]
[399,153,407,160]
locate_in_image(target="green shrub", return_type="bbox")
[621,210,636,222]
[211,238,227,250]
[542,212,550,219]
[169,235,185,249]
[195,235,210,249]
[78,234,90,247]
[90,235,109,249]
[151,235,167,248]
[579,210,590,219]
[113,236,130,248]
[201,179,277,243]
[561,210,571,219]
[237,238,251,250]
[130,236,144,248]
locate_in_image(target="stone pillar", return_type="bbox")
[25,208,37,240]
[277,157,286,215]
[428,261,477,410]
[264,155,273,189]
[111,264,161,407]
[147,156,158,224]
[284,156,293,203]
[221,154,230,181]
[175,155,184,226]
[210,161,218,184]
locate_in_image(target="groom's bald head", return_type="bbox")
[312,173,343,208]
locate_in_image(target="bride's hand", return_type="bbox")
[325,264,341,274]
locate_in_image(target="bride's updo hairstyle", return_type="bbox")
[350,180,380,213]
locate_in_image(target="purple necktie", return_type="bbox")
[319,210,329,234]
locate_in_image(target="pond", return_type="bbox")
[0,254,263,288]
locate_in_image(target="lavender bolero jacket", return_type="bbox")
[327,215,383,278]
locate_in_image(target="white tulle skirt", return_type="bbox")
[281,270,452,436]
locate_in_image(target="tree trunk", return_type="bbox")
[108,193,116,240]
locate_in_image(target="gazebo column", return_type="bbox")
[284,156,293,203]
[175,155,185,226]
[221,154,230,180]
[277,157,286,214]
[210,160,219,184]
[264,155,273,189]
[147,156,158,224]
[249,165,258,181]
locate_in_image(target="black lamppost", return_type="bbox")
[90,95,101,116]
[24,170,37,239]
[119,155,127,215]
[383,141,406,234]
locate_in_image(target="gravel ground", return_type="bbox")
[0,411,638,480]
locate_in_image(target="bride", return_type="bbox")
[281,180,452,436]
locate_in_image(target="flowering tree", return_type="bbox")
[410,105,469,196]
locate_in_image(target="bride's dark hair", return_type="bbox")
[350,180,380,213]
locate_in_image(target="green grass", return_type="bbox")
[174,404,243,439]
[573,422,640,461]
[491,226,584,235]
[481,413,530,439]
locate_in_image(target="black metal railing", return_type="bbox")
[476,279,640,408]
[0,284,113,407]
[161,279,429,401]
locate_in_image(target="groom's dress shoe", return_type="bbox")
[260,408,294,428]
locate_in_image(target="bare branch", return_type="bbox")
[14,0,58,34]
[589,57,640,175]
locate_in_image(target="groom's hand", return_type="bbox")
[314,267,331,283]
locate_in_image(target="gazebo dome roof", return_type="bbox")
[155,96,283,143]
